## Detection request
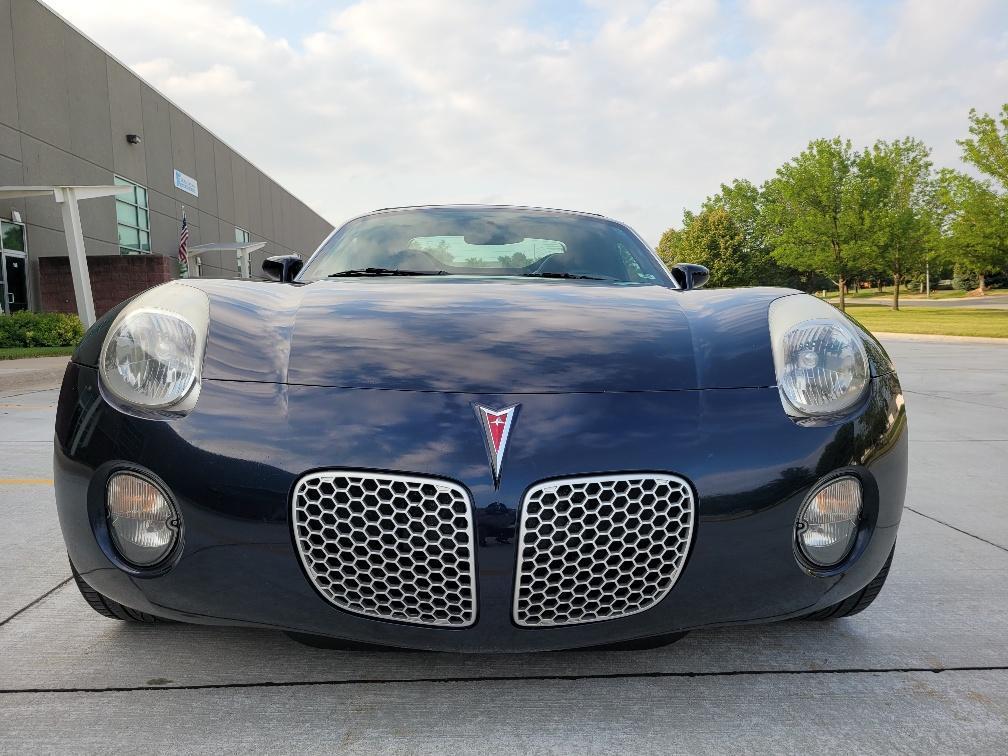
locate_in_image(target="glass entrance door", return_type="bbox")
[1,220,29,315]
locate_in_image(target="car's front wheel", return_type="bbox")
[796,545,895,621]
[70,559,169,623]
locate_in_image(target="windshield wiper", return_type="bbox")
[328,268,449,277]
[522,272,611,281]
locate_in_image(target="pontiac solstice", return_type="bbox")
[54,205,907,651]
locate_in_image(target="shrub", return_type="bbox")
[0,311,85,348]
[952,264,979,291]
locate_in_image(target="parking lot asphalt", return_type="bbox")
[1,339,1006,754]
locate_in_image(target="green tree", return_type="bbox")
[656,206,748,287]
[858,138,934,309]
[958,105,1008,189]
[938,171,1008,293]
[705,179,805,287]
[702,179,762,240]
[658,179,804,288]
[762,138,864,311]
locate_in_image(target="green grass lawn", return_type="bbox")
[845,305,1008,338]
[824,287,1001,301]
[0,345,76,360]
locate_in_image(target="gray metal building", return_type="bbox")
[0,0,333,316]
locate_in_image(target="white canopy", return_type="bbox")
[0,184,133,326]
[187,241,267,280]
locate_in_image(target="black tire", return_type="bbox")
[70,559,166,623]
[796,545,895,621]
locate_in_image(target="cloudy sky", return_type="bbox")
[45,0,1008,242]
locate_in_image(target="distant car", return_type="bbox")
[55,205,907,651]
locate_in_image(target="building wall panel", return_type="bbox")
[213,139,235,222]
[246,164,262,237]
[259,175,275,242]
[18,134,72,235]
[0,152,26,231]
[107,59,146,184]
[65,31,112,168]
[193,124,217,218]
[140,85,174,198]
[149,207,180,264]
[230,153,250,233]
[12,0,69,149]
[0,121,21,162]
[0,0,19,129]
[169,105,197,202]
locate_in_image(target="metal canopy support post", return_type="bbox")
[53,187,96,327]
[0,184,132,328]
[187,241,267,280]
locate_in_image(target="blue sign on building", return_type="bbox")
[173,169,199,197]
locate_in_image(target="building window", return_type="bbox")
[115,176,151,254]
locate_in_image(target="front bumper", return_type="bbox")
[55,363,907,652]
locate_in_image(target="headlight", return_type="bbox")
[99,283,209,411]
[768,294,869,416]
[795,476,862,567]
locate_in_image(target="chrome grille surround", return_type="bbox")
[513,473,695,627]
[292,471,477,627]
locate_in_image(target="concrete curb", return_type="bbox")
[0,356,71,396]
[874,332,1008,345]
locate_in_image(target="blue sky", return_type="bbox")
[239,0,895,62]
[45,0,1008,242]
[241,1,607,47]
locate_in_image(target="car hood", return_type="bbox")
[194,278,789,393]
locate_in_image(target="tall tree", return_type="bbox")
[858,138,934,309]
[958,105,1008,189]
[656,206,748,287]
[658,179,802,288]
[937,171,1008,293]
[762,138,864,311]
[705,179,806,287]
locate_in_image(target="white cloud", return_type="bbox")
[43,0,1008,242]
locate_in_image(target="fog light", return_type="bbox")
[796,476,862,567]
[106,472,179,567]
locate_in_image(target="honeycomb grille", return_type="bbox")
[513,474,695,627]
[292,471,476,627]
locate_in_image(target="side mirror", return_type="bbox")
[262,254,303,283]
[669,263,710,290]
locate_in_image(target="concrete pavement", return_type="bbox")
[0,355,70,396]
[1,339,1006,753]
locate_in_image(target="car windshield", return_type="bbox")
[297,207,670,284]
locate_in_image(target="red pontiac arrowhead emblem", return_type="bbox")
[475,404,519,487]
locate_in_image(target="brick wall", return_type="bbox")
[39,256,175,316]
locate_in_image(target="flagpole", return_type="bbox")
[178,204,189,278]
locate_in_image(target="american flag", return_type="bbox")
[178,207,189,277]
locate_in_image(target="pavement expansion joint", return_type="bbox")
[905,507,1008,553]
[2,665,1008,696]
[904,388,1008,411]
[0,577,73,627]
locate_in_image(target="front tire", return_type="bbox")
[70,559,167,623]
[797,545,895,621]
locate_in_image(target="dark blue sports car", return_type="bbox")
[55,205,907,652]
